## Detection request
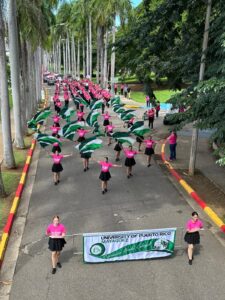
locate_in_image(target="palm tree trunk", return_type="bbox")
[58,39,61,74]
[0,4,16,168]
[63,42,66,75]
[83,40,86,77]
[77,39,80,78]
[96,26,100,84]
[103,30,108,88]
[100,26,104,87]
[89,15,92,79]
[111,22,116,95]
[189,0,212,175]
[86,22,89,76]
[8,0,25,148]
[67,34,71,74]
[72,37,76,77]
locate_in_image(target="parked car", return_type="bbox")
[47,76,56,86]
[163,108,182,125]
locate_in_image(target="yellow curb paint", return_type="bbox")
[10,197,20,214]
[204,207,225,228]
[31,143,35,150]
[0,233,9,259]
[26,156,31,165]
[19,172,26,184]
[161,140,225,231]
[179,179,194,194]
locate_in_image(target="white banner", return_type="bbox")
[83,228,176,263]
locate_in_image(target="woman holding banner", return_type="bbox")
[184,212,203,265]
[46,216,66,274]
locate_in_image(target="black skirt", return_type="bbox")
[52,163,63,173]
[99,171,111,181]
[103,120,110,126]
[80,152,91,159]
[136,136,143,143]
[78,117,85,122]
[77,136,85,142]
[114,143,122,151]
[125,157,136,167]
[107,131,113,137]
[145,147,154,156]
[48,237,66,252]
[184,231,200,245]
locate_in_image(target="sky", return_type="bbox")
[132,0,142,7]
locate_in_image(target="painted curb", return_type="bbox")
[0,90,48,268]
[161,139,225,233]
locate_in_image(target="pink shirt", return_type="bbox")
[77,129,88,137]
[124,149,138,158]
[56,101,62,107]
[144,139,155,148]
[103,113,110,120]
[51,154,64,164]
[77,111,85,118]
[168,133,177,144]
[99,161,113,172]
[46,223,66,237]
[147,109,154,118]
[50,126,60,134]
[146,96,150,102]
[105,125,115,132]
[53,116,60,123]
[186,219,203,231]
[64,92,69,100]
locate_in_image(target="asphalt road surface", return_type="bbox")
[9,88,225,300]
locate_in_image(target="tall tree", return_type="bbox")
[8,0,25,148]
[0,1,16,168]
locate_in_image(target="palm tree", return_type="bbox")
[0,1,16,169]
[8,0,25,148]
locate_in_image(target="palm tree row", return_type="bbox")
[0,0,57,196]
[48,0,132,89]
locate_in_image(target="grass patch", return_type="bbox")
[2,172,20,196]
[131,90,180,103]
[14,136,32,166]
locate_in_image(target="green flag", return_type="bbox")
[75,136,103,154]
[60,121,85,140]
[132,125,150,137]
[86,110,100,127]
[112,132,135,145]
[35,134,61,148]
[90,99,104,110]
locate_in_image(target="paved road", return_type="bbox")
[9,89,225,300]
